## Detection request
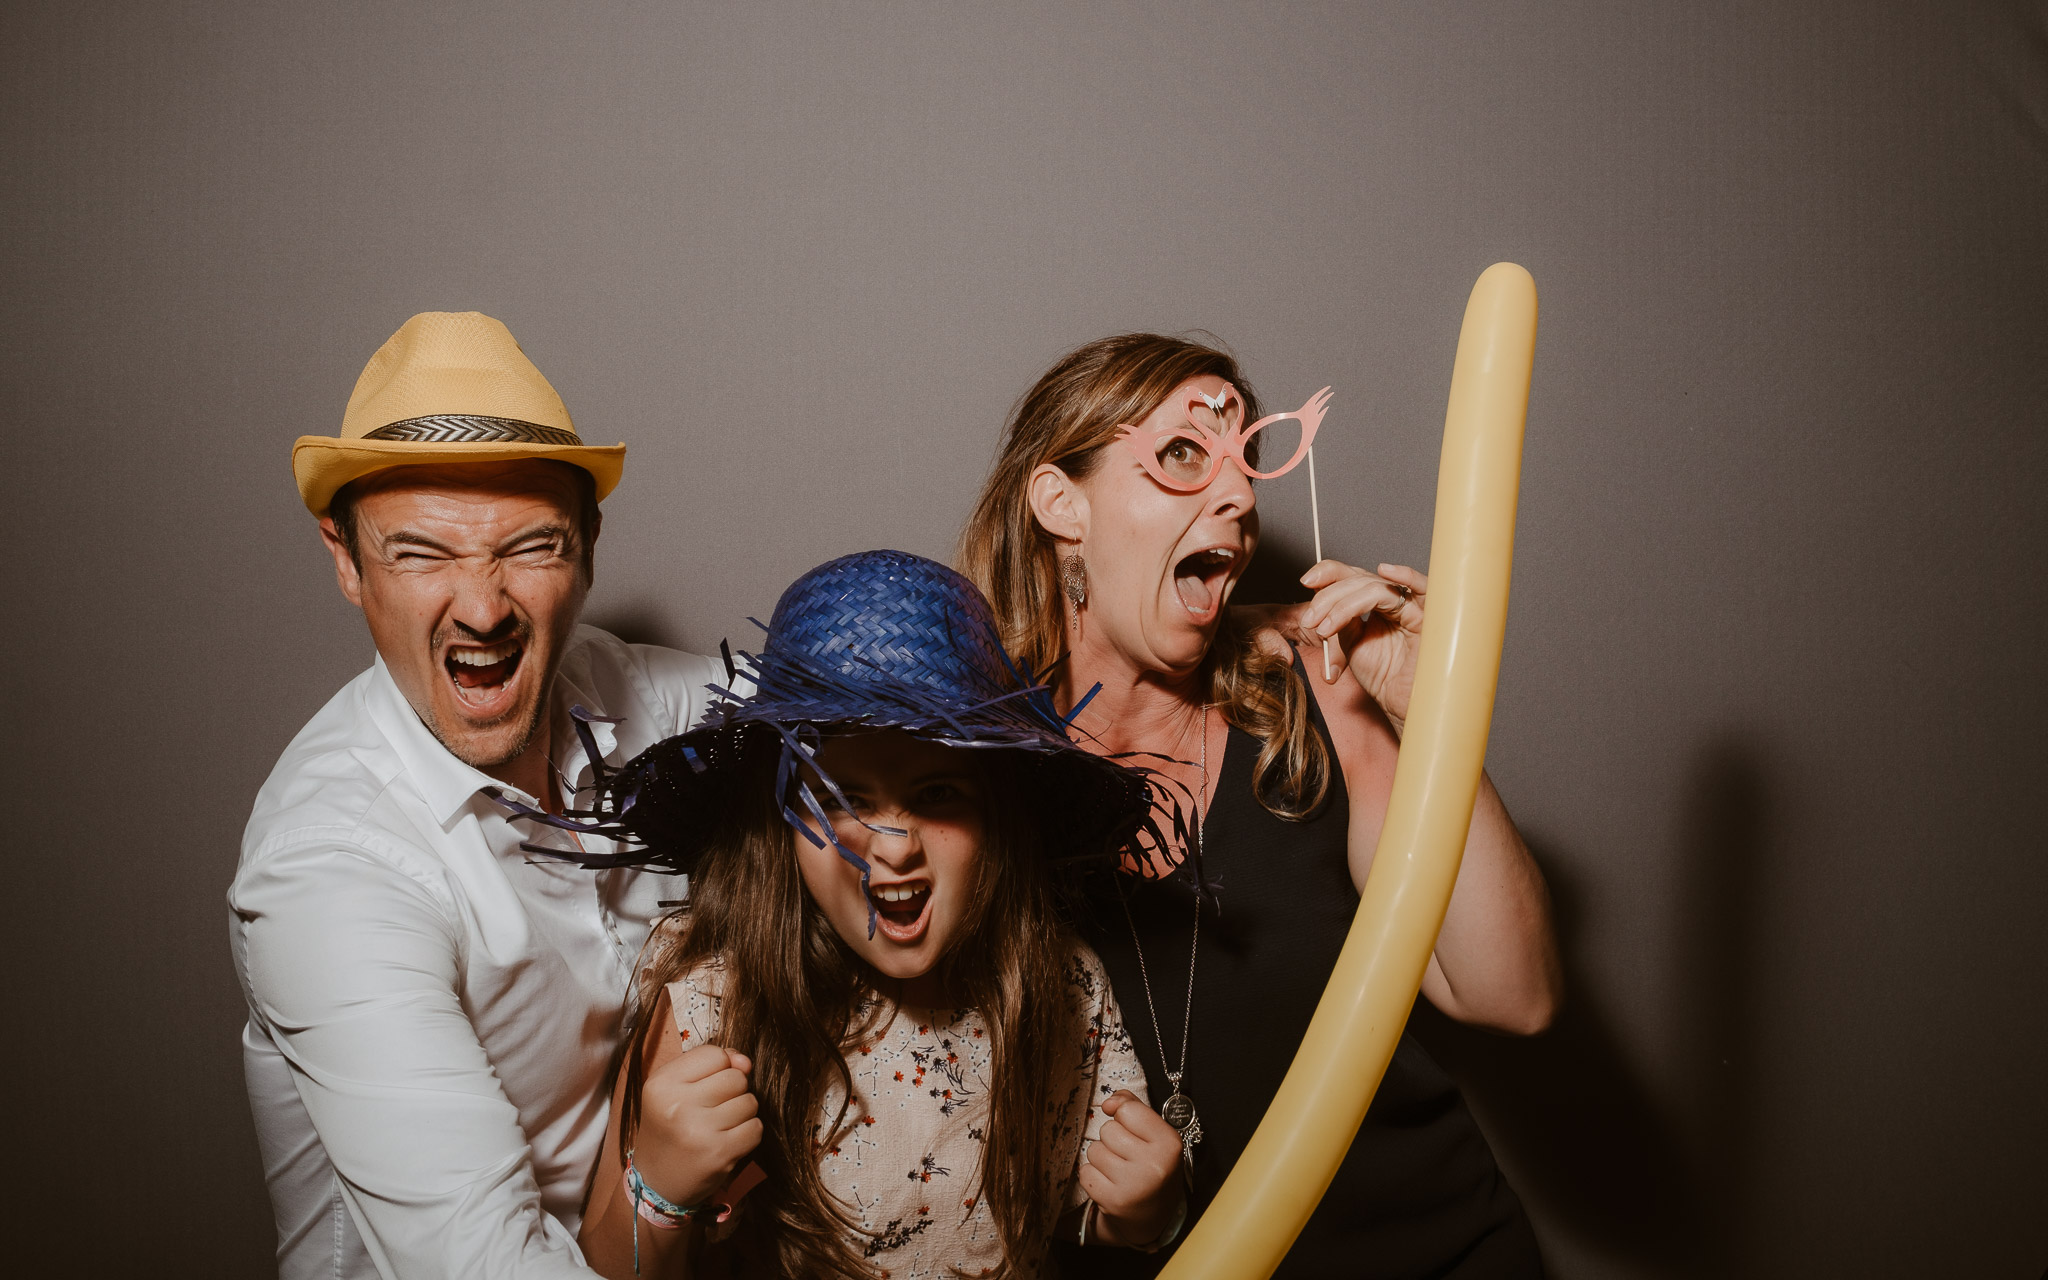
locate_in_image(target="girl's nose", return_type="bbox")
[867,814,925,868]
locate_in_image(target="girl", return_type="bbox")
[519,550,1188,1279]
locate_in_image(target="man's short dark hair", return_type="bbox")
[328,461,601,575]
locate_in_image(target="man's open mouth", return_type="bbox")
[1174,547,1239,621]
[446,640,524,693]
[867,879,933,942]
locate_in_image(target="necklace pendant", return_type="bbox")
[1162,1091,1202,1156]
[1161,1091,1197,1133]
[1161,1090,1202,1183]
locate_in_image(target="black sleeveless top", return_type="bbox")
[1054,688,1542,1279]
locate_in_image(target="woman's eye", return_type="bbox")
[1157,436,1211,481]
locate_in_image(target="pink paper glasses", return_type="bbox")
[1115,382,1335,492]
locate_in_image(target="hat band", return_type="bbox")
[361,414,582,446]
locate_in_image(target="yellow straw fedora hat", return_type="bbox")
[292,311,626,516]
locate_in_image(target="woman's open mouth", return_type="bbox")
[1173,547,1239,623]
[445,640,525,708]
[867,879,933,943]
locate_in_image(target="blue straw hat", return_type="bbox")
[500,551,1164,923]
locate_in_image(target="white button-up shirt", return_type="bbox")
[230,625,722,1280]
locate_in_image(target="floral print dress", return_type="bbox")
[665,943,1147,1278]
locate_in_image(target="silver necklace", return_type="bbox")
[1118,702,1206,1178]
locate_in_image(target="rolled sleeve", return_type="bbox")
[235,839,596,1280]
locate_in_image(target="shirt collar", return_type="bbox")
[362,653,621,830]
[363,655,505,828]
[549,661,620,807]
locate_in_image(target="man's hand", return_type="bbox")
[1078,1091,1186,1248]
[630,1044,763,1210]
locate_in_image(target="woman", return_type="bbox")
[959,335,1563,1277]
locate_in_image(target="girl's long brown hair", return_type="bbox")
[617,745,1075,1278]
[958,333,1331,821]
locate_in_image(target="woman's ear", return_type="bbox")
[1028,463,1089,543]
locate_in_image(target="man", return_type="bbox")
[230,312,722,1278]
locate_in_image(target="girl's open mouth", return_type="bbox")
[1173,547,1238,622]
[868,880,933,942]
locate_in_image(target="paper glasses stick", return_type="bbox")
[1306,445,1336,682]
[1155,262,1537,1279]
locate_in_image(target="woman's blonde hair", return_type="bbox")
[958,333,1331,820]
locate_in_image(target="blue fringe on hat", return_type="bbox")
[493,550,1182,935]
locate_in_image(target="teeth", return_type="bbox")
[872,884,926,903]
[450,643,519,667]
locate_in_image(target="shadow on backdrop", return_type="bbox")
[1413,736,1772,1274]
[1231,529,1317,607]
[1671,735,1770,1269]
[586,603,686,652]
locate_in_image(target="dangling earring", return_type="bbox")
[1061,552,1088,636]
[1061,552,1089,609]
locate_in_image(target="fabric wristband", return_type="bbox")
[625,1154,706,1225]
[628,1175,691,1230]
[623,1151,709,1275]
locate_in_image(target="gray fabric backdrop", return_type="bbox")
[4,2,2043,1276]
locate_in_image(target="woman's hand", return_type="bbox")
[1297,560,1427,727]
[1079,1091,1187,1248]
[632,1044,763,1210]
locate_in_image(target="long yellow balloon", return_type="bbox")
[1157,262,1538,1277]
